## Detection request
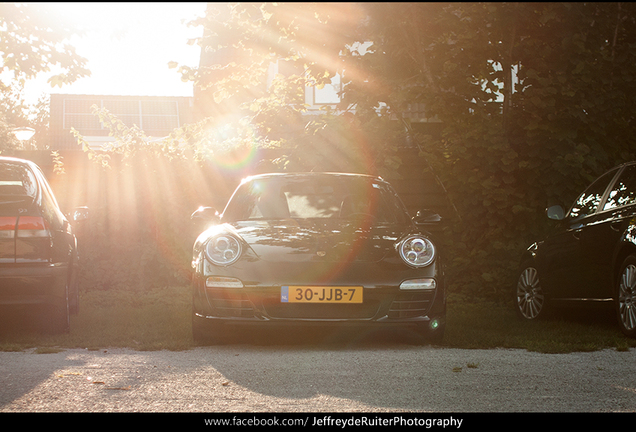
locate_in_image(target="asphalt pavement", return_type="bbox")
[0,342,634,413]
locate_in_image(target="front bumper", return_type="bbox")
[192,276,446,329]
[0,263,69,308]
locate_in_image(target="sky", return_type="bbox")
[22,2,207,104]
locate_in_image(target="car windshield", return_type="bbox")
[0,162,37,198]
[222,175,410,225]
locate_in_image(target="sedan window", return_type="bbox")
[0,163,37,197]
[568,168,618,219]
[603,164,636,211]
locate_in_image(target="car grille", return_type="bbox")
[204,288,436,320]
[205,289,255,318]
[260,289,382,320]
[388,291,435,319]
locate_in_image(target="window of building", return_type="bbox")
[62,98,181,135]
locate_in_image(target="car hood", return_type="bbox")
[227,219,415,263]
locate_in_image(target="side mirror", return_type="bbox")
[191,206,220,227]
[72,206,89,222]
[546,205,565,221]
[413,209,442,225]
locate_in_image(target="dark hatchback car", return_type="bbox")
[515,161,636,337]
[191,172,446,343]
[0,156,87,333]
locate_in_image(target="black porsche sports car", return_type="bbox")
[0,156,87,333]
[191,172,446,343]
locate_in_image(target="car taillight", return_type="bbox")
[16,216,50,238]
[0,216,17,238]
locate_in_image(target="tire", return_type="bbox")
[68,268,80,315]
[514,263,547,320]
[616,255,636,338]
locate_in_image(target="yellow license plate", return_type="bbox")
[281,286,363,303]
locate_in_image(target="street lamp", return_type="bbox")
[11,127,35,149]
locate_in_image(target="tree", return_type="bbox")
[0,3,90,87]
[0,3,89,151]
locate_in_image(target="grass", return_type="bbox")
[0,288,635,353]
[444,295,636,353]
[0,287,192,352]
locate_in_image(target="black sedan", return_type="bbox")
[0,156,87,333]
[515,161,636,337]
[191,172,446,343]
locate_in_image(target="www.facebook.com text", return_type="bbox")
[204,415,463,429]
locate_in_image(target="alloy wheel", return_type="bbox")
[516,267,544,320]
[618,263,636,332]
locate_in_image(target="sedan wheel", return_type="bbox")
[515,265,546,320]
[617,256,636,337]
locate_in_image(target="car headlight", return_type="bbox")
[205,234,243,266]
[399,235,435,267]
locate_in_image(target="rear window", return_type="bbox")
[0,162,37,197]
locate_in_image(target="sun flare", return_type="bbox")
[27,2,205,100]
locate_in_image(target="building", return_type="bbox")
[49,94,194,151]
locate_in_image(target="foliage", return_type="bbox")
[0,3,88,152]
[0,3,90,87]
[0,82,22,152]
[175,3,359,106]
[412,3,636,298]
[0,82,37,152]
